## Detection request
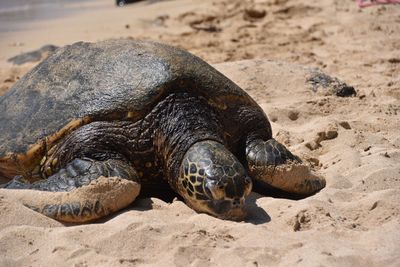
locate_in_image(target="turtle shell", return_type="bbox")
[0,40,259,178]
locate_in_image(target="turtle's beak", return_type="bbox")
[184,196,248,221]
[206,198,247,221]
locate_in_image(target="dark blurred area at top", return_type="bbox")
[0,0,99,32]
[0,0,159,33]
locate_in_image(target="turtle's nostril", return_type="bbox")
[232,198,241,208]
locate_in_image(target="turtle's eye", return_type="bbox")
[205,179,226,200]
[217,180,228,190]
[244,176,253,196]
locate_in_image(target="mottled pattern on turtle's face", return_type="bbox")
[178,140,252,220]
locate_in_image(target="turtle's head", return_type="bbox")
[178,140,252,220]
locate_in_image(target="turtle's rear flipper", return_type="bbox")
[246,138,325,196]
[3,159,141,222]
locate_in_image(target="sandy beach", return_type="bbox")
[0,0,399,266]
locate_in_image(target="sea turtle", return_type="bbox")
[0,40,325,222]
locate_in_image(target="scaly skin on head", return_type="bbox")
[178,140,252,220]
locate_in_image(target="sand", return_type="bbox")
[0,0,399,266]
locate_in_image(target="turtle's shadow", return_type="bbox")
[67,183,317,226]
[243,192,271,225]
[92,192,272,225]
[131,195,272,225]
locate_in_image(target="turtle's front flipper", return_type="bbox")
[246,138,325,196]
[3,159,141,222]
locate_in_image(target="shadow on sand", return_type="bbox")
[81,180,321,226]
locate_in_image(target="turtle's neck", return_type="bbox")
[152,93,224,190]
